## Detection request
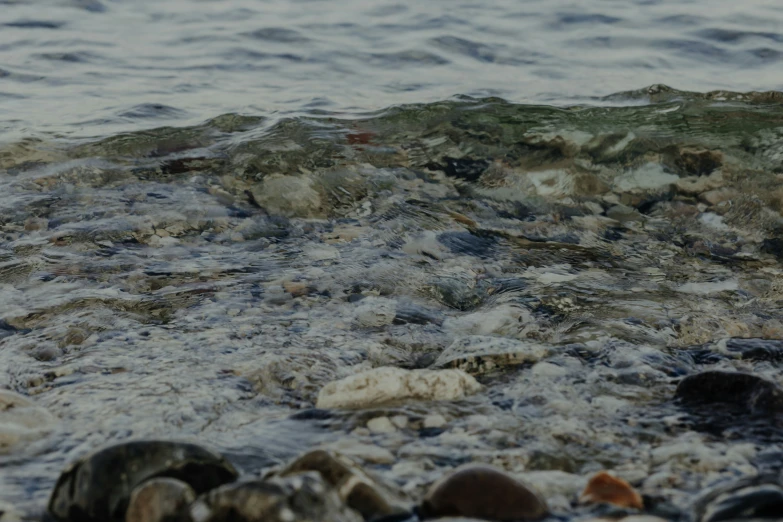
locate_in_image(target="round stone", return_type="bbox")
[125,478,196,522]
[420,464,549,521]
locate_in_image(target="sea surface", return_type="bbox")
[3,0,783,520]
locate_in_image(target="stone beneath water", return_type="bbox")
[675,370,783,413]
[125,478,196,522]
[250,174,322,218]
[579,471,644,510]
[419,464,548,521]
[189,472,362,522]
[432,335,550,375]
[48,440,238,522]
[699,483,783,522]
[276,449,407,520]
[315,367,481,409]
[0,389,58,455]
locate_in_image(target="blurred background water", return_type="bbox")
[2,0,783,141]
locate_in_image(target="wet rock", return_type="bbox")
[419,464,548,521]
[48,440,238,522]
[189,472,362,522]
[0,501,23,522]
[437,157,491,182]
[316,367,481,409]
[250,174,322,218]
[699,483,783,522]
[667,147,723,176]
[675,371,783,414]
[426,275,492,311]
[276,450,406,520]
[700,188,737,206]
[723,338,783,361]
[354,297,397,327]
[579,471,643,510]
[393,303,444,326]
[433,335,549,375]
[606,204,642,223]
[761,237,783,260]
[0,389,58,455]
[125,478,196,522]
[437,231,497,258]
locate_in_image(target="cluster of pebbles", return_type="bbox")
[3,86,783,520]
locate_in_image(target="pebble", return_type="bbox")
[354,297,397,327]
[125,478,196,522]
[579,471,644,510]
[277,450,406,520]
[0,389,58,455]
[48,440,238,522]
[422,414,447,429]
[433,336,549,375]
[189,472,362,522]
[419,464,549,521]
[367,416,397,434]
[675,370,783,413]
[699,483,783,522]
[316,367,481,409]
[250,174,322,218]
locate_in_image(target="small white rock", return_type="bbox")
[423,414,447,429]
[367,416,396,434]
[353,297,397,327]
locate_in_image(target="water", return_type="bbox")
[3,1,783,520]
[2,0,783,141]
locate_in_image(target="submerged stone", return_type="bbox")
[189,473,362,522]
[675,370,783,414]
[419,464,548,521]
[48,440,238,522]
[277,449,406,521]
[315,367,481,409]
[579,471,643,510]
[432,335,549,375]
[0,389,58,455]
[700,484,783,522]
[125,478,196,522]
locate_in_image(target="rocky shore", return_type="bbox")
[3,87,783,521]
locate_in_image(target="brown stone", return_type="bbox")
[420,464,549,521]
[579,471,643,510]
[125,478,195,522]
[277,450,406,520]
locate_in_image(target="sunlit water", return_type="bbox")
[2,0,783,520]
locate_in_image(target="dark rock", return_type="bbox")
[393,304,444,326]
[48,440,238,522]
[663,147,723,176]
[724,338,783,362]
[277,450,406,521]
[675,371,783,414]
[419,464,548,521]
[189,473,362,522]
[761,238,783,260]
[700,484,783,522]
[437,231,496,258]
[125,478,195,522]
[438,157,491,182]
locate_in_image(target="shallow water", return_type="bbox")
[2,1,783,520]
[2,0,783,141]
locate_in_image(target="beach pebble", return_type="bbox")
[354,297,397,327]
[316,367,481,409]
[433,335,549,375]
[0,390,58,455]
[125,478,196,522]
[420,464,548,521]
[48,440,238,522]
[367,416,397,434]
[579,471,644,510]
[675,370,783,413]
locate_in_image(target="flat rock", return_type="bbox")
[316,367,481,409]
[433,336,549,375]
